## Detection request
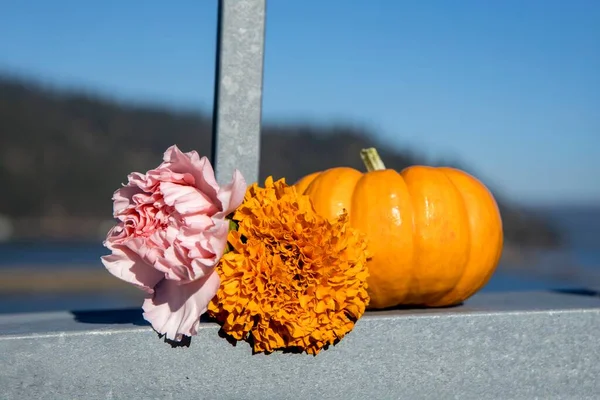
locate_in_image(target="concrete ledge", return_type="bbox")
[1,291,599,399]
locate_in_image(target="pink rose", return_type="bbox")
[101,145,246,342]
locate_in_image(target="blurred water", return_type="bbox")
[0,207,598,314]
[0,241,107,266]
[0,292,143,314]
[0,241,597,314]
[0,273,584,315]
[2,240,598,269]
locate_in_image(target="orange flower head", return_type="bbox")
[208,176,370,355]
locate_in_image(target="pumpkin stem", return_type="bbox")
[360,147,386,171]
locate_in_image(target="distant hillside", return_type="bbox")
[0,75,561,247]
[532,205,600,250]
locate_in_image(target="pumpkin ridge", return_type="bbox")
[405,174,420,305]
[424,168,474,304]
[428,168,472,305]
[402,166,471,305]
[428,168,503,306]
[443,167,473,275]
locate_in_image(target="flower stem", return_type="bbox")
[223,218,239,255]
[360,147,386,171]
[228,218,239,232]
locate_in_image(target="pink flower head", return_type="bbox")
[101,145,246,342]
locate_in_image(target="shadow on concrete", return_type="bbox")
[550,288,600,297]
[70,308,217,348]
[70,308,214,325]
[71,307,148,326]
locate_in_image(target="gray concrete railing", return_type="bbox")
[1,1,600,399]
[1,291,600,399]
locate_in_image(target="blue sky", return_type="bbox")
[0,0,598,206]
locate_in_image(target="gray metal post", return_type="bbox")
[211,0,266,186]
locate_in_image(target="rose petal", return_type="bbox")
[101,242,164,294]
[191,156,220,199]
[161,146,221,204]
[142,270,220,341]
[216,169,247,217]
[102,145,241,317]
[127,172,149,187]
[182,220,229,269]
[104,224,128,244]
[181,213,214,230]
[152,222,225,282]
[159,181,219,215]
[113,184,143,216]
[123,235,162,264]
[154,242,191,281]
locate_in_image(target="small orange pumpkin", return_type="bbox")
[294,148,503,309]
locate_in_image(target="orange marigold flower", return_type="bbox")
[208,176,370,355]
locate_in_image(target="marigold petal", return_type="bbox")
[208,177,370,355]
